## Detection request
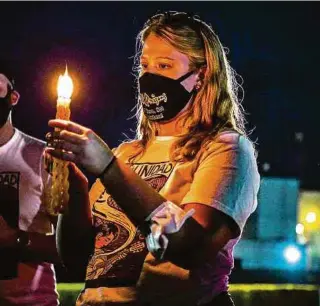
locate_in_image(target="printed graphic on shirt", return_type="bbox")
[131,161,174,186]
[0,172,20,227]
[85,161,174,288]
[0,172,20,279]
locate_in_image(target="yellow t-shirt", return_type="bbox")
[77,131,260,306]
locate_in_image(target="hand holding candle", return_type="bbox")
[47,66,74,215]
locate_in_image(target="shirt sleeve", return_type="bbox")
[181,132,260,232]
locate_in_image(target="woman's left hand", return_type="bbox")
[46,119,113,176]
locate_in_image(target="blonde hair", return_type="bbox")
[130,11,248,162]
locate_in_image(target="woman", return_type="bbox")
[47,11,260,306]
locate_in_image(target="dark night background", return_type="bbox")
[1,1,319,190]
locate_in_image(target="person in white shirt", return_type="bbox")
[0,61,60,306]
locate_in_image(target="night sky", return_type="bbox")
[1,1,319,189]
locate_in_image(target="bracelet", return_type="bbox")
[98,155,116,179]
[16,230,31,249]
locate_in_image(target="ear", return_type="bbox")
[10,90,20,106]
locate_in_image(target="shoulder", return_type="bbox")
[199,130,256,167]
[14,130,47,174]
[13,129,46,159]
[204,130,255,156]
[18,129,46,150]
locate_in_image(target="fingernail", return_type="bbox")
[45,132,52,140]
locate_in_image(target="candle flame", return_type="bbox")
[57,65,74,99]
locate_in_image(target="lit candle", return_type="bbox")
[48,66,74,215]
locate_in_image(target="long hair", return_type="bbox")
[130,11,248,162]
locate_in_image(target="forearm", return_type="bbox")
[100,157,166,226]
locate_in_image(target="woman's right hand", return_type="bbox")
[45,119,114,176]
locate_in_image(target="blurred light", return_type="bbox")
[284,246,302,264]
[297,235,307,245]
[262,162,270,172]
[306,212,317,223]
[294,132,304,142]
[296,223,304,235]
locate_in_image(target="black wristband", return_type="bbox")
[98,155,116,179]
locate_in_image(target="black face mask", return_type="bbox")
[0,84,13,128]
[139,70,195,122]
